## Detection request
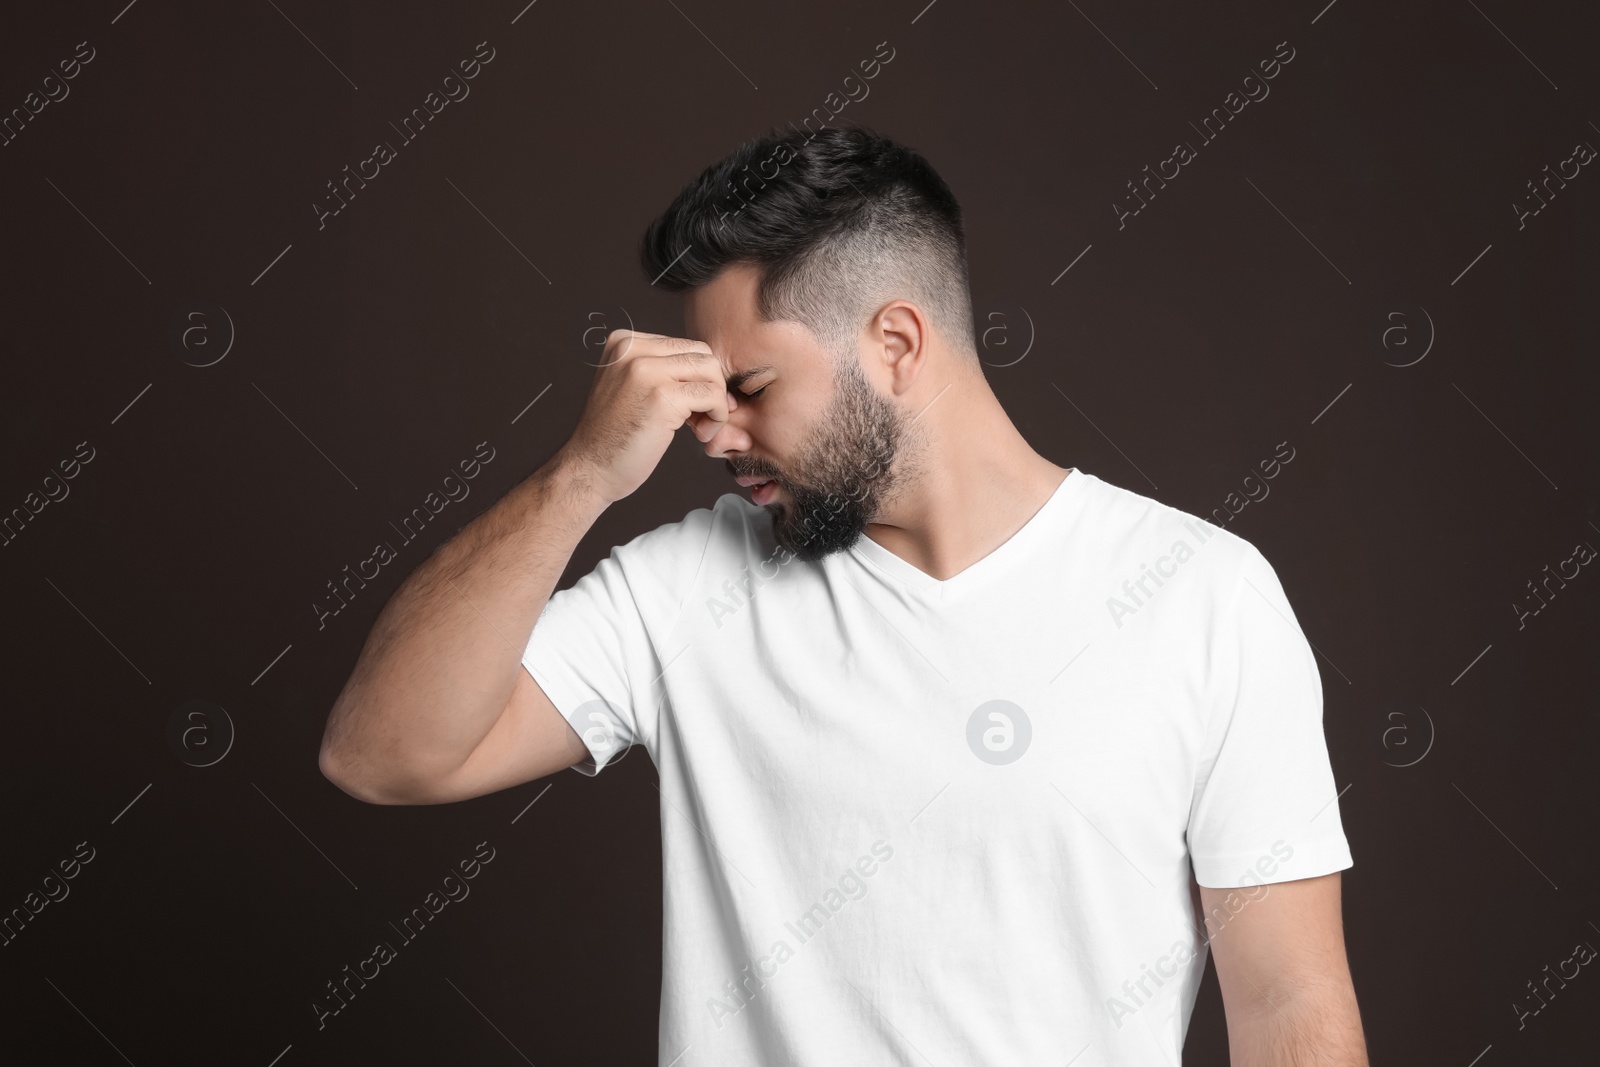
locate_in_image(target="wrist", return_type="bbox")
[546,447,615,515]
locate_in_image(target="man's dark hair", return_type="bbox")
[639,124,976,362]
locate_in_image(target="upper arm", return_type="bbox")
[1199,871,1355,1017]
[418,665,590,804]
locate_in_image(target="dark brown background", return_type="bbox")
[2,0,1596,1063]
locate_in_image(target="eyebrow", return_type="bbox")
[726,364,775,391]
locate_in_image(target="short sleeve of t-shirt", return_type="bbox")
[1186,543,1354,888]
[520,505,715,776]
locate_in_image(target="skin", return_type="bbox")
[1202,872,1370,1064]
[681,261,1070,578]
[712,328,914,562]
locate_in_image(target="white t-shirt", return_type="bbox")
[521,468,1353,1065]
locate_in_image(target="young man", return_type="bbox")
[320,124,1367,1065]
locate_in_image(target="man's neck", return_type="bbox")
[861,386,1069,582]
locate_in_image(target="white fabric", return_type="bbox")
[521,468,1353,1065]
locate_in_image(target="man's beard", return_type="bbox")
[731,353,916,563]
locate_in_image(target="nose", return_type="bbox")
[703,389,752,460]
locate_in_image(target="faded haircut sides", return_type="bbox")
[639,123,977,363]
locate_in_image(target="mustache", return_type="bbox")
[727,460,782,483]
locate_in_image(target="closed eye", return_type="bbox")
[740,384,768,400]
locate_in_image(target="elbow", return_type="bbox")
[318,736,446,806]
[319,693,402,804]
[319,738,407,806]
[318,742,371,802]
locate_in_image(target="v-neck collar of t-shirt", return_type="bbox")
[846,467,1090,600]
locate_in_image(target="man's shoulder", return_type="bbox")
[1080,472,1267,587]
[617,492,766,557]
[606,492,773,596]
[1084,474,1252,550]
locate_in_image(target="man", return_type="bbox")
[319,124,1368,1065]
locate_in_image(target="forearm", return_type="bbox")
[1228,981,1369,1067]
[320,447,609,795]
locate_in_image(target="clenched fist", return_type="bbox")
[557,329,732,504]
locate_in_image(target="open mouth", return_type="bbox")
[733,470,781,504]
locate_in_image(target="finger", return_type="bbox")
[609,330,697,367]
[603,329,646,368]
[658,340,718,366]
[665,379,728,440]
[660,344,728,390]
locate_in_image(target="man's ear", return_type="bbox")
[870,300,928,396]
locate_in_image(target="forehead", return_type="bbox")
[683,262,820,374]
[682,261,764,343]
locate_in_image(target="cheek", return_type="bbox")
[773,414,817,472]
